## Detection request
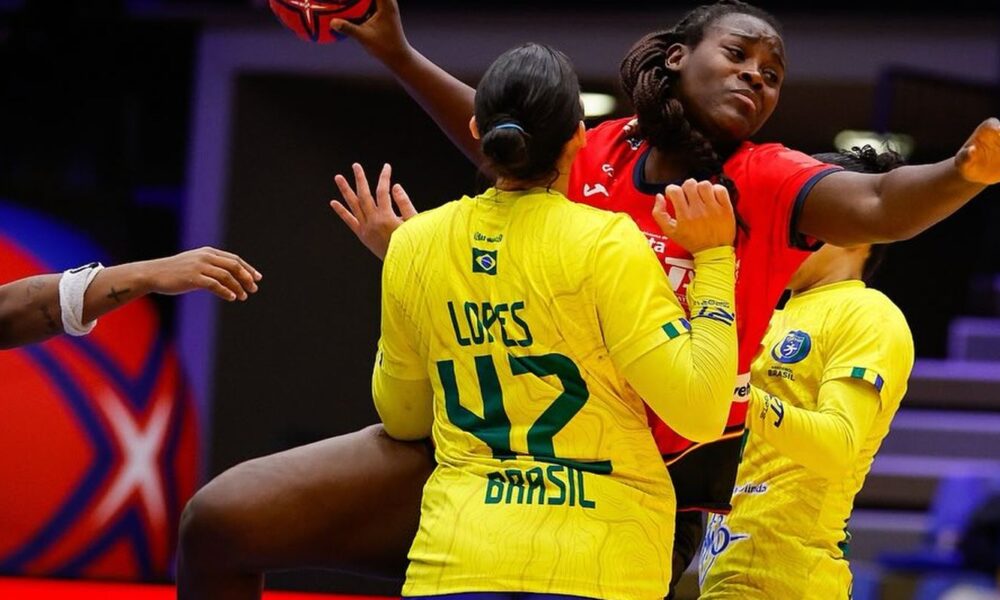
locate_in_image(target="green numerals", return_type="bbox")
[437,352,589,462]
[439,356,512,458]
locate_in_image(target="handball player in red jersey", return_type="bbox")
[0,247,260,349]
[177,2,1000,598]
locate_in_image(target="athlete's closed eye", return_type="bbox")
[725,46,746,62]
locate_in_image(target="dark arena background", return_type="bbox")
[0,1,998,599]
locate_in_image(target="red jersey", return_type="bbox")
[569,117,839,511]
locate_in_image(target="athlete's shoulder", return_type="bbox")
[585,116,636,142]
[549,192,633,236]
[577,117,645,165]
[848,287,910,332]
[725,141,830,174]
[396,198,464,237]
[821,285,913,348]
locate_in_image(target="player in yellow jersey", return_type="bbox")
[699,146,915,599]
[363,43,739,600]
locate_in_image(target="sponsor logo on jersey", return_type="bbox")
[733,372,751,403]
[694,304,736,326]
[626,136,643,150]
[733,481,769,496]
[472,248,498,275]
[582,183,610,198]
[771,330,812,364]
[757,393,785,428]
[699,513,750,587]
[474,231,504,243]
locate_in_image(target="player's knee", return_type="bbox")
[179,465,258,569]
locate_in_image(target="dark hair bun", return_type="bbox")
[481,125,531,176]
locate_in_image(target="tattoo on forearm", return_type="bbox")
[107,287,131,304]
[40,304,59,334]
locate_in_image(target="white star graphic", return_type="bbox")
[92,390,172,529]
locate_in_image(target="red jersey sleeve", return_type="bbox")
[725,143,841,253]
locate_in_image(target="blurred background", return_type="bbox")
[0,1,998,599]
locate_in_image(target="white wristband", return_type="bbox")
[59,262,105,337]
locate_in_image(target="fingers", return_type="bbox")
[204,264,249,301]
[376,163,392,213]
[196,274,239,302]
[694,180,715,210]
[329,18,361,37]
[712,184,735,217]
[977,117,1000,136]
[678,178,699,215]
[205,253,258,295]
[653,193,678,236]
[330,200,362,234]
[352,163,376,220]
[207,247,263,282]
[334,173,363,224]
[666,183,689,223]
[392,183,418,220]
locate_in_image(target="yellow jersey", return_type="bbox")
[699,280,914,599]
[377,187,701,599]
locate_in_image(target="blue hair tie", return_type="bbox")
[494,123,526,134]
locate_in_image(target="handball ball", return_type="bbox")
[269,0,376,44]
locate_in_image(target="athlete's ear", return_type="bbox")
[664,42,689,75]
[469,116,481,140]
[576,121,587,149]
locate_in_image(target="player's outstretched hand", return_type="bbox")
[653,179,735,254]
[144,247,262,301]
[956,117,1000,185]
[330,0,409,64]
[331,162,417,260]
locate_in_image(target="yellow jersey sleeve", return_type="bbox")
[372,227,433,440]
[376,228,425,381]
[746,379,880,478]
[620,245,738,443]
[593,215,689,370]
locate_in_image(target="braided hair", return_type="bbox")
[620,0,781,223]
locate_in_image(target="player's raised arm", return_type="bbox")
[331,0,482,167]
[0,247,261,349]
[799,118,1000,246]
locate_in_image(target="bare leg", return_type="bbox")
[177,424,434,600]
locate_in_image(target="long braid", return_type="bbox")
[620,0,782,232]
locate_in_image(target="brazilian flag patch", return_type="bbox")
[472,248,498,275]
[662,318,692,340]
[850,367,885,393]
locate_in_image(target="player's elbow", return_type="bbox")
[671,393,729,443]
[808,434,859,479]
[677,422,726,444]
[810,455,854,480]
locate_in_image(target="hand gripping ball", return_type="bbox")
[269,0,376,44]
